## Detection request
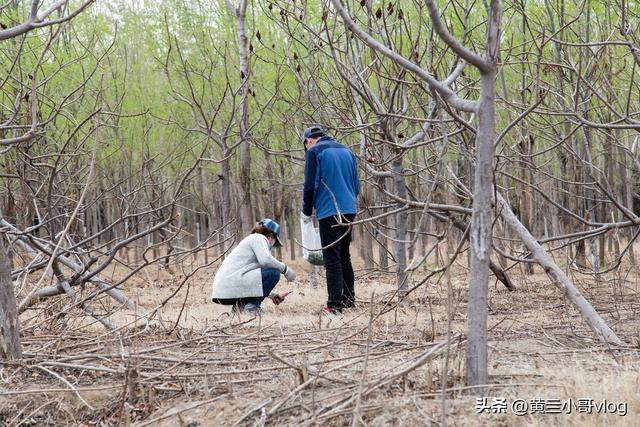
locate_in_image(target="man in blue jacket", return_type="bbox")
[300,126,360,314]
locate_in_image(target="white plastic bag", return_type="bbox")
[301,216,324,265]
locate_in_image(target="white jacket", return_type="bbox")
[211,234,285,299]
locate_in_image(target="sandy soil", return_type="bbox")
[2,253,639,426]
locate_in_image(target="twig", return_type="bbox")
[135,395,227,427]
[34,365,95,410]
[0,384,122,396]
[231,400,271,427]
[350,292,375,427]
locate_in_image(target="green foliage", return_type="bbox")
[2,0,639,218]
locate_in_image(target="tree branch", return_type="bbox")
[425,0,488,72]
[329,0,478,113]
[0,0,95,41]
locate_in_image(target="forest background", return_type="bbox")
[1,0,640,425]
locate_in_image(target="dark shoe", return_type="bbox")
[244,303,262,314]
[322,306,342,315]
[231,302,246,313]
[342,300,356,309]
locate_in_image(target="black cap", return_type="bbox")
[301,126,326,150]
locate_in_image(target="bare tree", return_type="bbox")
[0,3,231,356]
[0,0,98,360]
[327,0,631,389]
[226,0,254,235]
[330,0,502,388]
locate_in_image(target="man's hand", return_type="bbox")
[300,212,312,225]
[283,265,296,282]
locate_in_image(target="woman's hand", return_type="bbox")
[282,265,296,282]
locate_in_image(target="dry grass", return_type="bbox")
[2,252,639,426]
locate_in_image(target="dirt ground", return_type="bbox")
[2,252,639,426]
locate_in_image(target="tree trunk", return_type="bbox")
[376,177,389,269]
[517,7,534,274]
[228,0,253,235]
[465,0,502,390]
[0,234,22,359]
[624,149,637,266]
[519,136,535,274]
[496,192,622,345]
[466,71,496,388]
[391,156,409,295]
[221,150,233,254]
[581,126,599,272]
[198,165,208,265]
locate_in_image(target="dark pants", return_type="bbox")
[319,214,356,310]
[212,268,280,307]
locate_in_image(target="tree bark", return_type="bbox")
[496,192,622,345]
[377,184,389,269]
[519,136,535,274]
[227,0,253,235]
[390,156,409,294]
[221,149,233,254]
[465,0,503,390]
[0,234,22,359]
[466,71,496,388]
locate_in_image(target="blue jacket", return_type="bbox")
[302,136,360,220]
